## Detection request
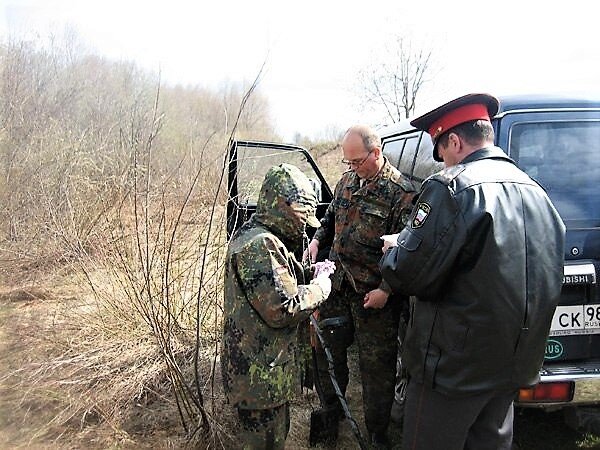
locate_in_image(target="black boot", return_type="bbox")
[390,398,405,424]
[309,406,340,447]
[369,431,390,450]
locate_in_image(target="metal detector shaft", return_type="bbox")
[310,315,368,450]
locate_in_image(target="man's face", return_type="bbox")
[341,132,378,179]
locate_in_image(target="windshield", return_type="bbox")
[509,121,600,227]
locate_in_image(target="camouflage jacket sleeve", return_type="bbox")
[233,234,325,329]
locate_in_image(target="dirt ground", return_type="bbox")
[0,289,362,449]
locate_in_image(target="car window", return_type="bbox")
[412,133,444,187]
[509,121,600,225]
[397,135,419,178]
[382,137,406,170]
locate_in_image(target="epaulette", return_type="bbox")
[428,164,466,186]
[385,174,416,193]
[385,164,417,192]
[400,176,416,193]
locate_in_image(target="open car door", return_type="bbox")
[227,140,333,239]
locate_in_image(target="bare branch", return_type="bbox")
[357,35,434,123]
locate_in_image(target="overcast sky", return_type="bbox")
[2,0,600,140]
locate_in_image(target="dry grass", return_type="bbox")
[0,185,230,449]
[0,241,371,450]
[309,142,346,190]
[0,269,356,450]
[0,273,184,449]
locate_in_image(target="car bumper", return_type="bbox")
[517,361,600,407]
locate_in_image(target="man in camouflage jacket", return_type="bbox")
[222,163,332,449]
[305,125,415,447]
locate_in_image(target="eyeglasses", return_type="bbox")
[341,151,372,168]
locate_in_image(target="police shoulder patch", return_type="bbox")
[411,202,431,228]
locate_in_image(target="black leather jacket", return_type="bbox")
[380,147,565,396]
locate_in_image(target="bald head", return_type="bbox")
[344,124,381,152]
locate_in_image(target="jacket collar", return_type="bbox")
[461,146,517,166]
[349,156,392,189]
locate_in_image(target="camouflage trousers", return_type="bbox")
[237,403,290,450]
[315,282,401,436]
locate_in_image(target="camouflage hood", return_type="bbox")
[252,163,320,248]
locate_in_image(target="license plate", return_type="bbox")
[549,304,600,336]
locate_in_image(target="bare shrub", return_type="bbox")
[0,35,274,264]
[0,33,272,449]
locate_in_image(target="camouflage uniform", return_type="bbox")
[222,164,328,450]
[313,157,414,438]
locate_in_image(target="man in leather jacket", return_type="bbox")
[379,94,566,450]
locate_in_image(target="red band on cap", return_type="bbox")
[428,103,491,140]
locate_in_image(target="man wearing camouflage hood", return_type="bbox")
[222,163,333,449]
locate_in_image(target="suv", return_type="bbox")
[226,94,600,433]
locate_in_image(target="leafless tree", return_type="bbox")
[358,35,433,123]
